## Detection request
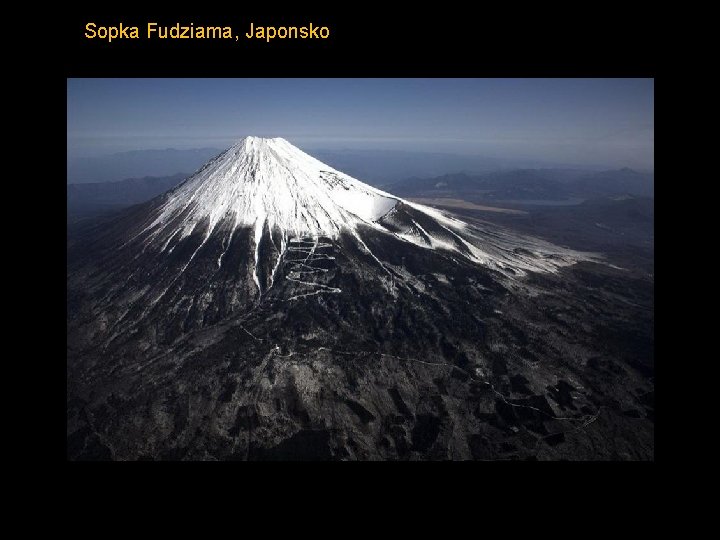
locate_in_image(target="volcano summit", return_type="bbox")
[121,137,584,290]
[67,137,654,461]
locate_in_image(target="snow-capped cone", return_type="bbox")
[66,138,644,463]
[123,136,592,287]
[145,136,400,240]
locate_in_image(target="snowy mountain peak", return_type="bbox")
[226,136,299,159]
[132,137,591,282]
[231,136,291,150]
[144,136,399,241]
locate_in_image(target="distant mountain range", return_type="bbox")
[387,168,654,201]
[67,173,189,220]
[67,148,222,184]
[67,167,654,223]
[309,149,604,185]
[570,168,655,198]
[67,147,617,186]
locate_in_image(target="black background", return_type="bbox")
[58,6,659,507]
[66,9,655,76]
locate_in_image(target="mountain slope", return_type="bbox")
[67,137,654,461]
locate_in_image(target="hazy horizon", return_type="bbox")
[68,78,654,170]
[68,143,653,171]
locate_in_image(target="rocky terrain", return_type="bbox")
[67,138,654,460]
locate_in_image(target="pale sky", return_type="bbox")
[67,78,654,169]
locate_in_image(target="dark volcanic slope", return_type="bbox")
[67,139,654,461]
[67,223,653,460]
